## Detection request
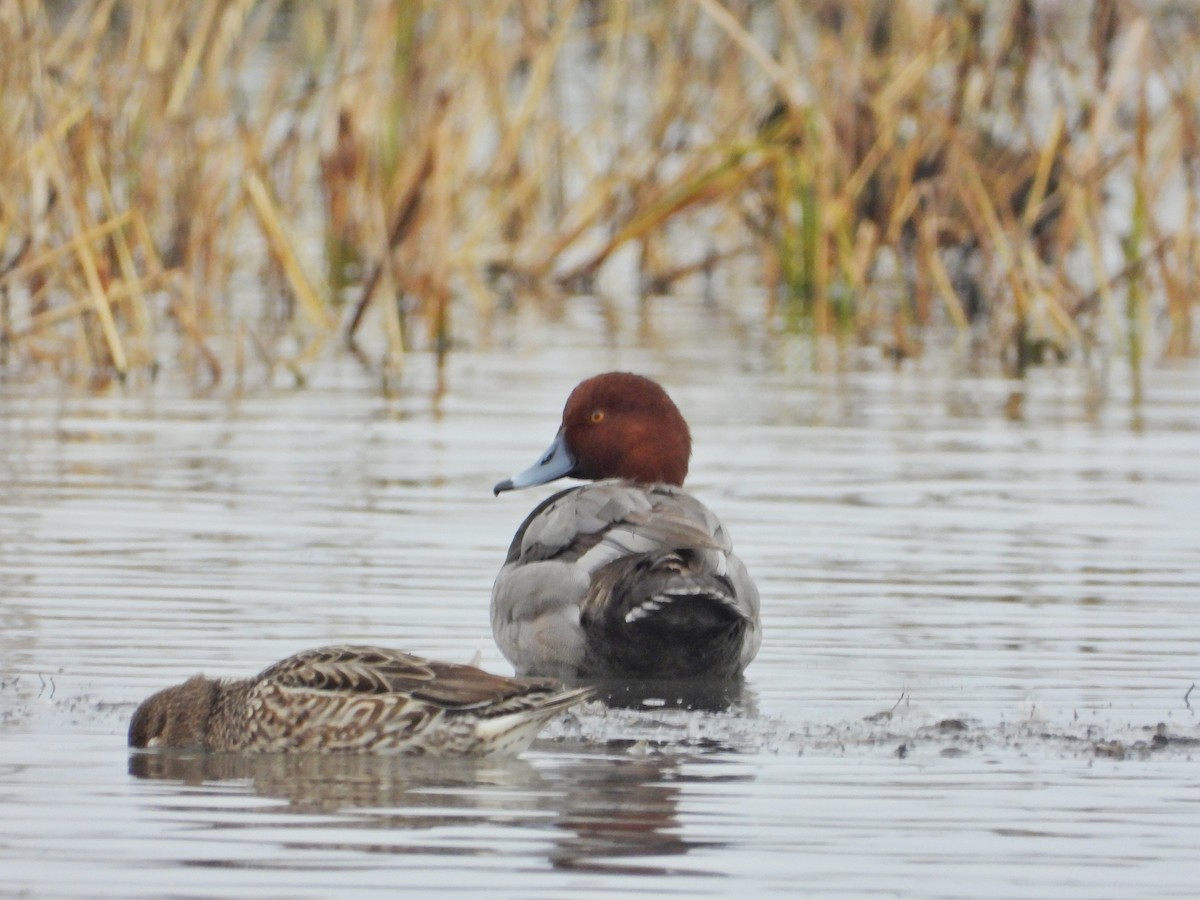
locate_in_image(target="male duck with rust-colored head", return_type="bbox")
[492,372,761,681]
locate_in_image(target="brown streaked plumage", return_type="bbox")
[128,645,592,756]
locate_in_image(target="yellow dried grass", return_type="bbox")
[0,1,1194,387]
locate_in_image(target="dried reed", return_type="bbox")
[0,0,1194,389]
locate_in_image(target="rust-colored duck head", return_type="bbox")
[494,372,692,494]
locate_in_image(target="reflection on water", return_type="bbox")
[1,320,1199,896]
[127,746,739,877]
[547,752,718,876]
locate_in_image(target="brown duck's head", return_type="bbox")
[128,675,220,750]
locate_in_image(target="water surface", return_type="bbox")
[2,313,1198,897]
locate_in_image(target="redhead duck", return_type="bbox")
[128,645,591,755]
[492,372,761,680]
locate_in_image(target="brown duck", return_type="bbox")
[128,645,591,755]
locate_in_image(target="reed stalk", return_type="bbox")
[0,1,1193,389]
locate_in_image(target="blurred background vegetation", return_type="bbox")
[0,0,1195,390]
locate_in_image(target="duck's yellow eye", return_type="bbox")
[590,410,605,423]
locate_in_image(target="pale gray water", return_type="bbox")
[1,309,1198,897]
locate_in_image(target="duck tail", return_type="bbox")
[613,550,745,627]
[579,551,748,679]
[469,685,593,755]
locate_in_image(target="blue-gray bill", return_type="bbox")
[493,431,576,495]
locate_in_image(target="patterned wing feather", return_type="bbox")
[257,645,565,707]
[519,482,726,569]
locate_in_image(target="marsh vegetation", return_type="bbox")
[0,1,1195,389]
